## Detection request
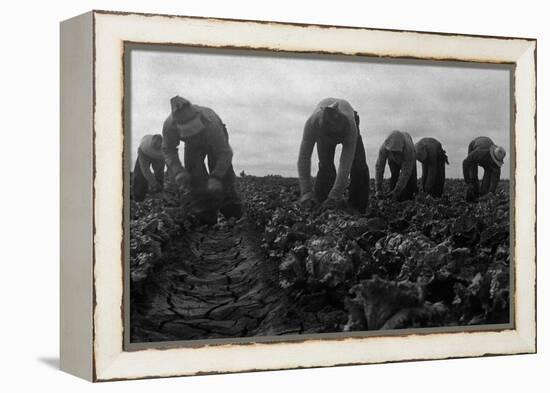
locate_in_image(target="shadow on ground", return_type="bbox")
[37,357,59,370]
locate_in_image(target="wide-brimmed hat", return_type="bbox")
[490,145,506,167]
[139,134,163,160]
[170,95,204,138]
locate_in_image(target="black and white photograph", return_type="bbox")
[1,0,545,387]
[127,45,512,344]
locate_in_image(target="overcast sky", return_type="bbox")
[129,46,511,179]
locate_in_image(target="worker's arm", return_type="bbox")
[375,146,388,193]
[424,158,437,193]
[488,166,501,193]
[297,118,316,198]
[462,151,482,185]
[137,149,157,186]
[161,118,185,177]
[209,125,233,180]
[328,124,357,200]
[392,144,415,197]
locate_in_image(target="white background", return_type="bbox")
[0,0,545,391]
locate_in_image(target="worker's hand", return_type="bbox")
[175,171,191,190]
[465,184,477,202]
[375,190,388,199]
[207,177,224,193]
[321,198,340,211]
[147,180,161,193]
[299,192,316,209]
[478,194,491,202]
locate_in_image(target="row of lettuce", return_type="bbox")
[243,177,510,330]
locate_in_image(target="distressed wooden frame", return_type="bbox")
[60,10,536,382]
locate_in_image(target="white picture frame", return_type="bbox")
[60,10,536,381]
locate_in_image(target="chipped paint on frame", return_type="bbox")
[90,10,537,381]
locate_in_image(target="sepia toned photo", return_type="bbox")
[126,45,513,345]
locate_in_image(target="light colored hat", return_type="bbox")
[170,95,204,138]
[384,130,405,152]
[170,95,191,114]
[490,145,506,167]
[139,134,163,160]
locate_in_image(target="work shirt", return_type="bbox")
[463,136,499,183]
[297,98,358,200]
[415,137,446,165]
[415,137,448,195]
[137,135,164,185]
[162,105,233,180]
[375,130,416,195]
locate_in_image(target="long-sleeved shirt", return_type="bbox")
[463,136,499,184]
[297,98,358,200]
[375,130,416,195]
[415,137,448,193]
[162,105,233,180]
[137,134,164,185]
[415,137,447,165]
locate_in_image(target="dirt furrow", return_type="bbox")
[130,219,284,342]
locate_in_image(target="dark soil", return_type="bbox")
[130,176,510,343]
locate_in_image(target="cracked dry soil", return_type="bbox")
[130,217,346,342]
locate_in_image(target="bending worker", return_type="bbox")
[375,130,417,202]
[162,95,242,224]
[133,134,165,202]
[415,137,449,198]
[297,98,370,213]
[463,136,506,201]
